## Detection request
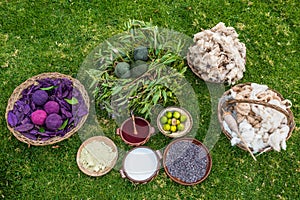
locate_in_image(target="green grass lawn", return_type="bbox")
[0,0,299,199]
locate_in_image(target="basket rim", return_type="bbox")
[5,72,90,146]
[76,136,118,177]
[217,82,295,152]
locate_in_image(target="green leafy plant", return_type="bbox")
[87,20,191,118]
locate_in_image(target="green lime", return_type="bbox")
[166,111,173,119]
[176,120,181,125]
[177,124,185,131]
[167,119,172,125]
[170,125,177,132]
[160,116,168,124]
[163,124,171,131]
[173,111,181,119]
[180,115,187,122]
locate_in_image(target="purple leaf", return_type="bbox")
[58,99,71,111]
[72,88,80,97]
[21,133,37,140]
[15,123,34,132]
[44,131,56,136]
[68,117,74,125]
[21,117,31,125]
[77,105,88,117]
[7,111,18,127]
[56,84,63,98]
[61,108,72,118]
[38,132,51,137]
[74,117,80,126]
[62,90,69,98]
[30,101,36,111]
[23,104,31,115]
[15,110,25,124]
[16,100,24,111]
[29,129,39,135]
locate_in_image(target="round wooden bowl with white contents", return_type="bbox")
[76,136,118,177]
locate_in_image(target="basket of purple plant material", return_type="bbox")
[5,72,89,146]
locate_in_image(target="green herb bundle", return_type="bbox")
[87,20,192,119]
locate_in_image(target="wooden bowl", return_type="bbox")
[76,136,118,177]
[157,106,193,138]
[163,138,212,186]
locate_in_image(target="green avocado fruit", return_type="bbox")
[131,60,147,69]
[131,63,148,78]
[134,46,148,61]
[114,62,131,78]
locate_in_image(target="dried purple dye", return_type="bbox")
[60,107,72,118]
[23,104,31,115]
[165,140,209,184]
[32,90,49,106]
[45,114,63,131]
[21,133,37,140]
[7,111,18,127]
[7,77,88,141]
[20,117,31,125]
[14,123,34,132]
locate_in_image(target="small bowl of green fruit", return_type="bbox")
[157,106,193,138]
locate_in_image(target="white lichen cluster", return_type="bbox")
[223,83,292,153]
[188,22,246,84]
[80,141,117,172]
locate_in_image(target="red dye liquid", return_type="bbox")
[121,118,149,144]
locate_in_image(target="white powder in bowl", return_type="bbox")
[79,141,117,172]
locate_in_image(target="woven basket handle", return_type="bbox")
[226,99,293,126]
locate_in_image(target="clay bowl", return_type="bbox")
[116,117,155,146]
[163,138,212,186]
[120,146,162,184]
[157,106,193,138]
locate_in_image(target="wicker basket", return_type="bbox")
[218,83,295,152]
[5,72,90,146]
